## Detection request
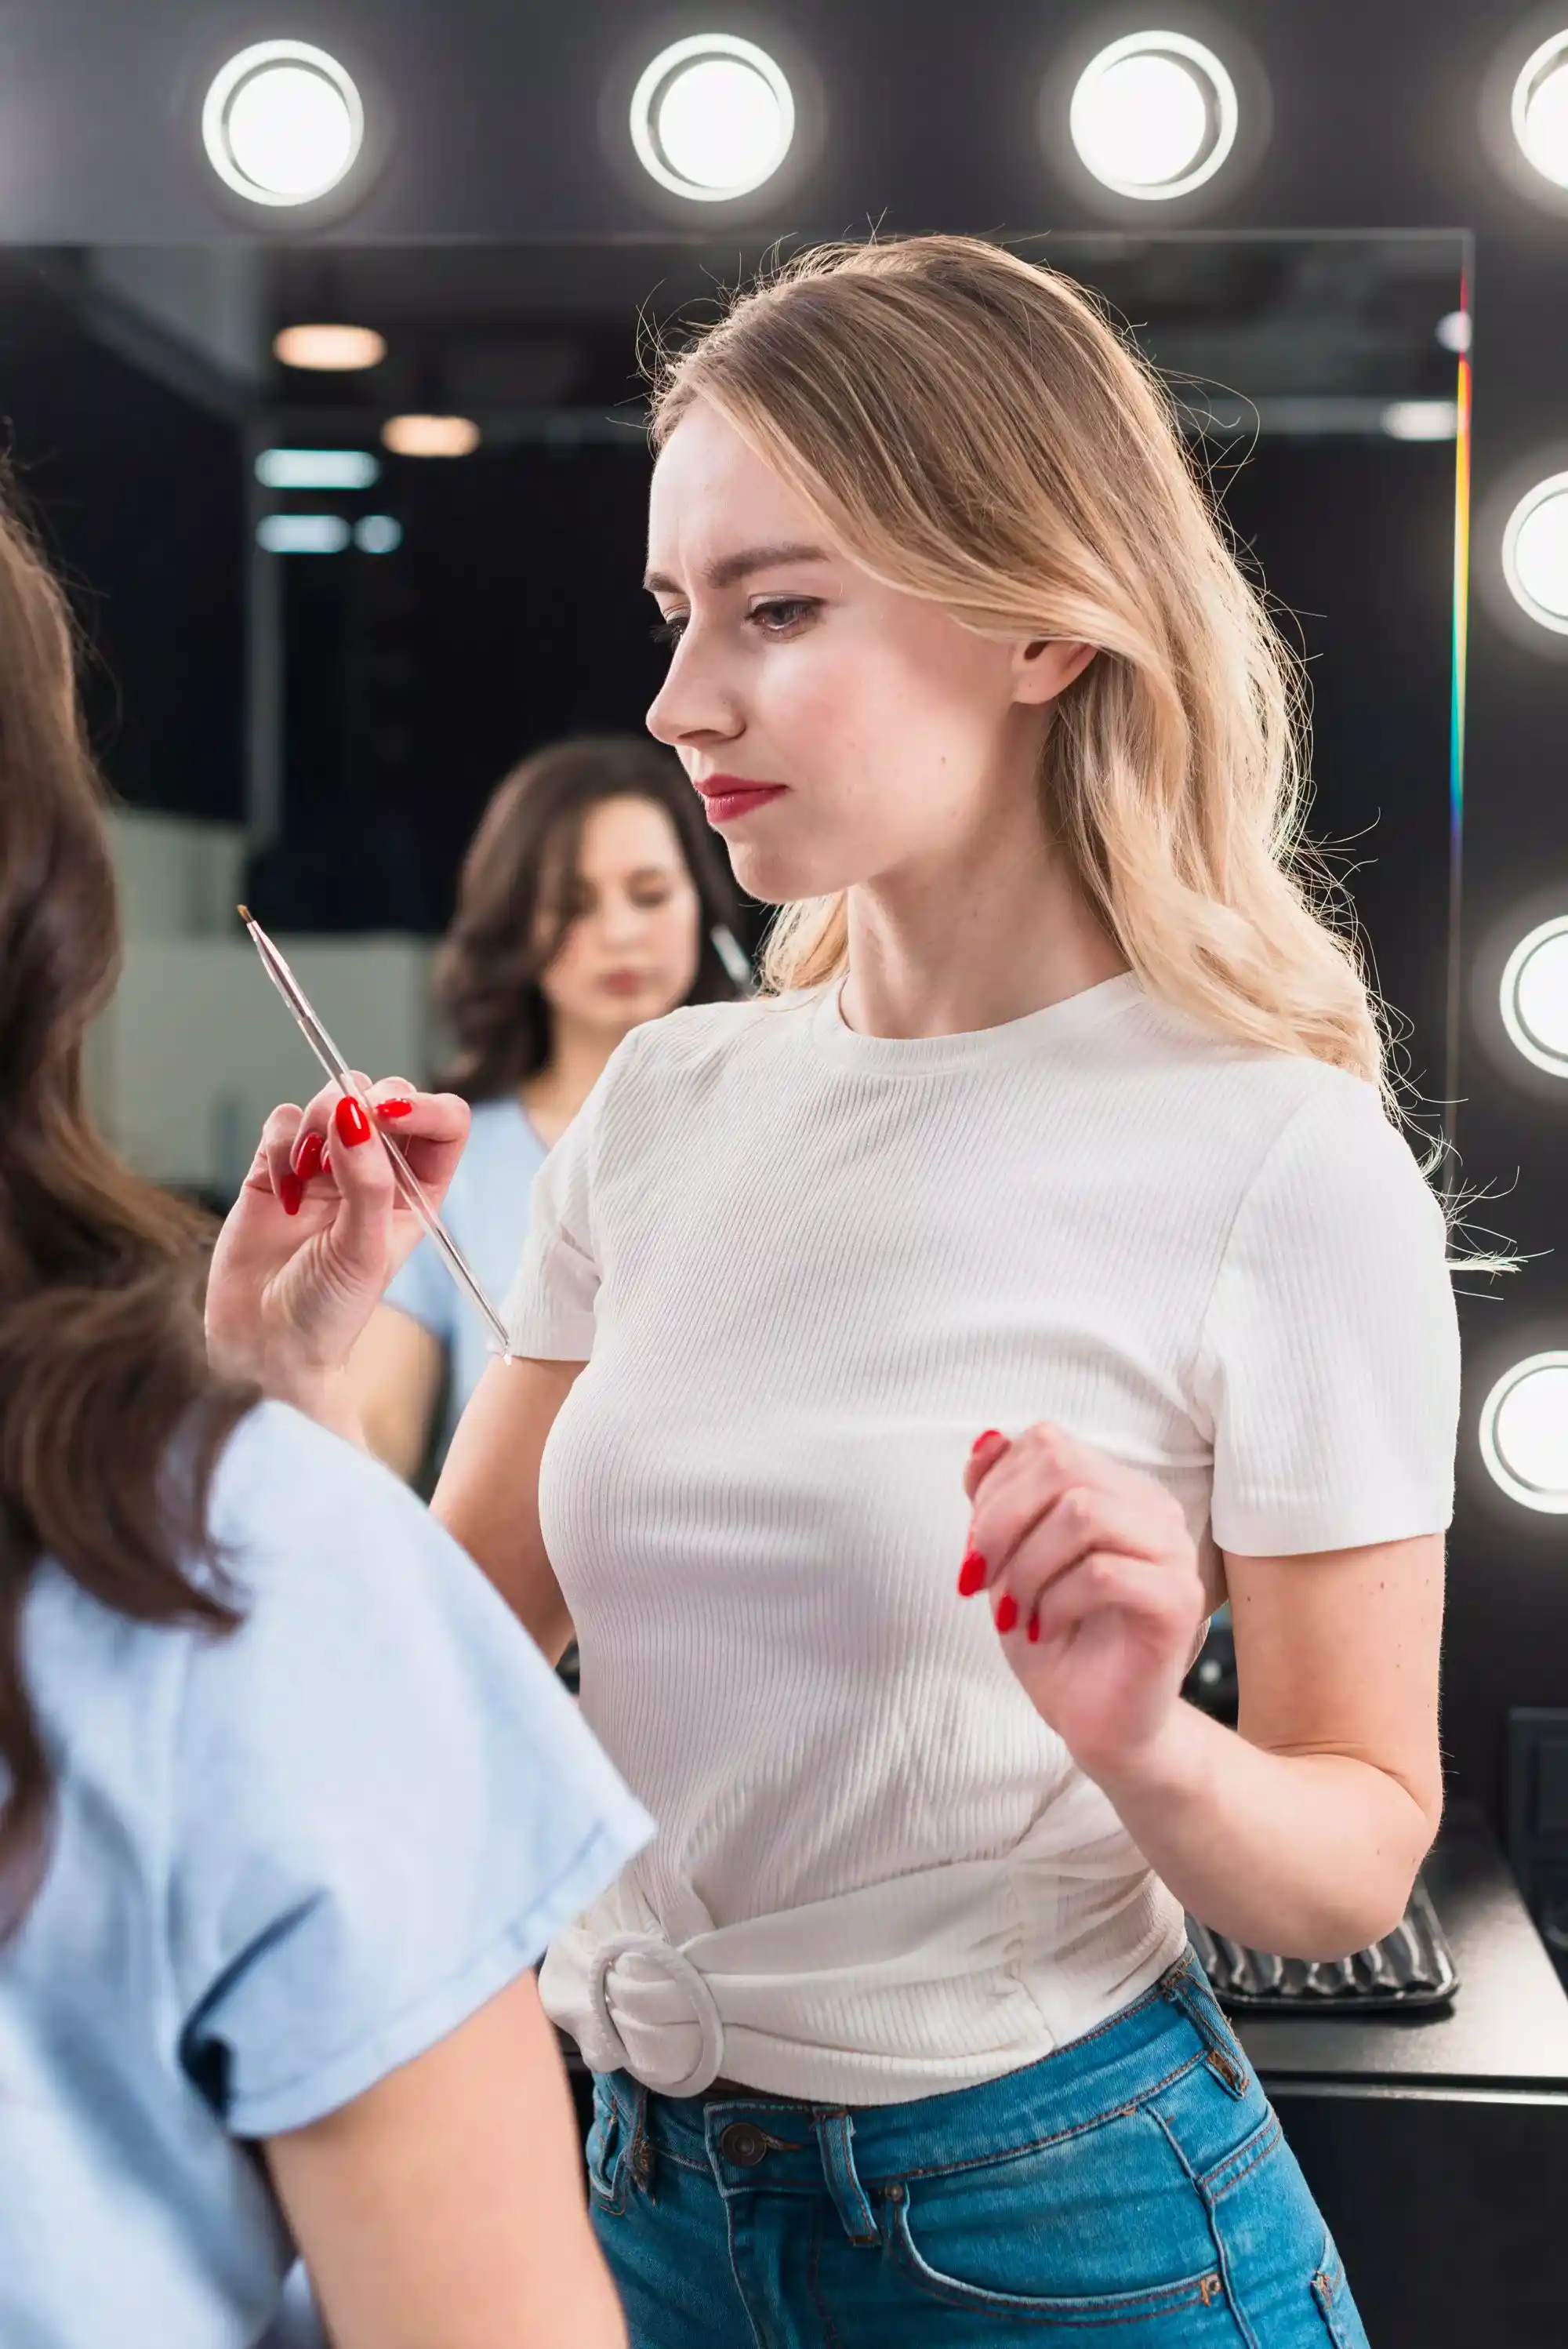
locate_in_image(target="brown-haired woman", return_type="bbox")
[350,737,741,1480]
[0,487,647,2345]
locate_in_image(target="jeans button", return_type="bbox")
[719,2122,768,2166]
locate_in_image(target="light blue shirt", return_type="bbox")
[383,1098,548,1460]
[0,1402,652,2349]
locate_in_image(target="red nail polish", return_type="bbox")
[971,1429,1004,1454]
[320,1150,332,1181]
[1027,1613,1040,1644]
[294,1131,325,1184]
[376,1097,413,1120]
[956,1550,988,1598]
[994,1592,1019,1636]
[335,1096,372,1149]
[278,1171,303,1217]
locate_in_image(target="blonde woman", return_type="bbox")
[210,238,1458,2345]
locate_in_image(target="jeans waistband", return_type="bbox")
[596,1948,1247,2187]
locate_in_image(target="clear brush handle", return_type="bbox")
[238,909,513,1356]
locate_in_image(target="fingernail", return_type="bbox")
[294,1131,325,1184]
[971,1429,1004,1454]
[1027,1613,1040,1644]
[320,1149,332,1181]
[335,1096,372,1149]
[957,1550,988,1598]
[376,1097,413,1120]
[994,1592,1019,1636]
[278,1171,303,1217]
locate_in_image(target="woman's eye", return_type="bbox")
[650,615,687,648]
[750,597,819,634]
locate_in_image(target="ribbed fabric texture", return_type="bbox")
[506,974,1460,2103]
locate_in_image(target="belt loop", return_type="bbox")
[1163,1951,1248,2100]
[813,2111,879,2246]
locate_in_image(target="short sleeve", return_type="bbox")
[1192,1077,1461,1556]
[382,1232,455,1344]
[503,1029,642,1360]
[169,1405,653,2138]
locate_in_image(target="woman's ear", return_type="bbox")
[1014,638,1097,704]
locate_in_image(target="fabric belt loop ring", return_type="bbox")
[814,2110,880,2246]
[588,1932,727,2098]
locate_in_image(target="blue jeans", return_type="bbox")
[586,1951,1368,2346]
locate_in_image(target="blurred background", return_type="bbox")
[0,231,1464,1204]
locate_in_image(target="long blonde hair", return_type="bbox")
[649,235,1387,1097]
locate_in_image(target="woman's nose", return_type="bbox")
[646,632,740,749]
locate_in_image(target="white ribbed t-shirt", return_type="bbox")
[505,973,1460,2104]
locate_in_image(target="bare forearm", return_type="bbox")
[1095,1701,1438,1958]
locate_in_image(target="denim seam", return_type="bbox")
[720,2169,771,2349]
[1145,2104,1260,2349]
[808,2196,849,2349]
[884,2053,1206,2185]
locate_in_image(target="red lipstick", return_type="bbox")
[695,774,787,826]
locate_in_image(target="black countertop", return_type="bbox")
[1236,1801,1568,2093]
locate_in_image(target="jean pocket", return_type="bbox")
[885,2180,1231,2329]
[585,2082,627,2215]
[1311,2230,1370,2349]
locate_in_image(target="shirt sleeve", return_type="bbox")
[1191,1075,1461,1557]
[382,1231,456,1344]
[503,1028,644,1361]
[168,1406,653,2139]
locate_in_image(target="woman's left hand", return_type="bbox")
[961,1426,1207,1785]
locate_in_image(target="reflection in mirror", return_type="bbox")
[0,234,1466,1200]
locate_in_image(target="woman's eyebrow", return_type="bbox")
[643,542,832,595]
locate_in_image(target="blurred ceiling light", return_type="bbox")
[1500,916,1568,1076]
[202,40,364,207]
[1069,31,1238,199]
[256,448,379,490]
[630,34,794,200]
[381,414,481,458]
[1502,472,1568,634]
[1513,31,1568,187]
[1479,1354,1568,1512]
[273,324,386,372]
[354,514,404,554]
[256,514,350,554]
[1436,310,1472,355]
[1380,401,1461,441]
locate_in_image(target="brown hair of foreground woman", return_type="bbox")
[0,485,251,1932]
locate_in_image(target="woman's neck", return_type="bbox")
[838,817,1127,1044]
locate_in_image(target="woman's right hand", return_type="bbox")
[205,1076,470,1429]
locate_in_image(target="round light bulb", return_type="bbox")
[202,42,365,208]
[1480,1355,1568,1512]
[630,36,794,201]
[1500,917,1568,1076]
[1514,36,1568,187]
[1068,33,1238,201]
[1502,474,1568,634]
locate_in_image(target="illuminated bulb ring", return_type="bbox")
[1512,32,1568,188]
[1479,1352,1568,1513]
[202,39,365,207]
[1501,470,1568,636]
[629,34,794,201]
[1500,916,1568,1076]
[1069,30,1239,201]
